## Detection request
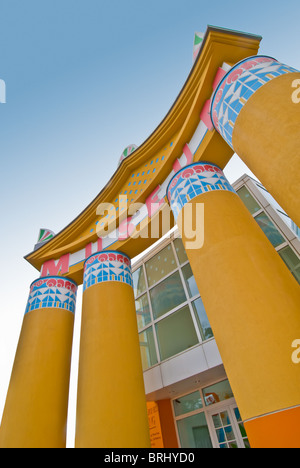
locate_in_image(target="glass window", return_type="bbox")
[237,186,261,215]
[211,410,238,448]
[132,267,146,298]
[254,212,285,247]
[174,237,188,264]
[149,271,187,319]
[181,263,199,298]
[291,220,300,238]
[173,391,203,417]
[155,305,198,361]
[177,412,213,448]
[234,407,251,448]
[278,245,300,284]
[145,244,177,287]
[192,298,213,341]
[135,294,151,330]
[139,327,158,371]
[203,379,234,406]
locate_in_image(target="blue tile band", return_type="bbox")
[211,56,298,148]
[83,250,133,292]
[167,162,235,221]
[25,276,78,315]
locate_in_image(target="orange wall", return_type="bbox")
[147,400,179,448]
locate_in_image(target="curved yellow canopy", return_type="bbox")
[25,26,261,285]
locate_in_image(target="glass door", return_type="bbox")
[176,412,213,448]
[207,403,250,448]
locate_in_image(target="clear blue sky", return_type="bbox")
[0,0,299,446]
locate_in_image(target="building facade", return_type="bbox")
[133,174,300,448]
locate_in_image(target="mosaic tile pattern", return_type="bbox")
[118,144,138,166]
[25,277,78,315]
[167,163,235,221]
[83,251,133,292]
[211,56,298,148]
[193,32,204,62]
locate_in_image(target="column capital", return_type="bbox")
[83,250,133,292]
[167,162,235,221]
[25,276,78,315]
[211,55,298,148]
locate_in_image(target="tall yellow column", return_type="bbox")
[211,55,300,227]
[167,162,300,448]
[75,250,150,448]
[0,276,77,448]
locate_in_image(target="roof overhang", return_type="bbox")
[25,25,262,284]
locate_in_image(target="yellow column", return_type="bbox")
[211,55,300,227]
[0,276,77,448]
[167,162,300,448]
[75,250,150,448]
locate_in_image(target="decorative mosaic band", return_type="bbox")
[83,250,133,292]
[167,162,235,221]
[25,276,78,315]
[211,55,299,148]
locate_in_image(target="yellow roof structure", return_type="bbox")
[25,26,262,285]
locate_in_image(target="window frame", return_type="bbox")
[235,180,300,282]
[171,378,248,449]
[133,235,212,369]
